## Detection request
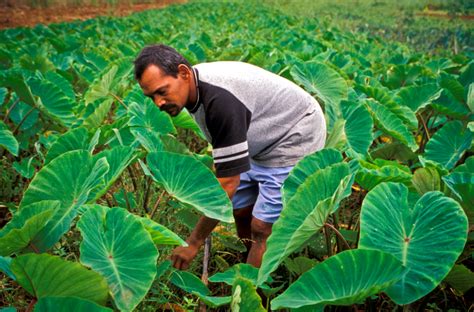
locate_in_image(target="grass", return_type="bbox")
[261,0,473,55]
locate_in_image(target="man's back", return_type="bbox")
[192,61,326,169]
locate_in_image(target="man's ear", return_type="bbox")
[177,64,191,80]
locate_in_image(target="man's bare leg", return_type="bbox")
[233,205,253,260]
[246,217,273,268]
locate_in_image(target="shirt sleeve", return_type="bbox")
[204,86,252,178]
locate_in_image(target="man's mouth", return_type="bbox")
[160,103,180,116]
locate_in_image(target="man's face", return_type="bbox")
[138,64,191,117]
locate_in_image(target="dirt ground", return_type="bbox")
[0,0,186,30]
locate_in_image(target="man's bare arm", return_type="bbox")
[171,174,240,270]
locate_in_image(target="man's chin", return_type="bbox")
[168,110,180,117]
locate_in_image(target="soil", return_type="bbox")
[0,0,187,30]
[416,11,474,20]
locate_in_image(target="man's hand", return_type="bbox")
[171,242,200,270]
[170,174,240,270]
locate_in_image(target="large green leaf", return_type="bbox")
[365,99,417,151]
[29,77,76,127]
[0,201,59,256]
[422,121,472,170]
[396,83,442,113]
[231,277,265,312]
[411,167,440,195]
[467,83,473,112]
[170,270,210,296]
[355,159,413,191]
[77,205,158,311]
[147,152,233,222]
[169,270,231,308]
[0,121,19,156]
[172,108,206,140]
[34,297,112,312]
[9,96,39,131]
[20,150,109,251]
[209,263,259,286]
[82,99,113,130]
[290,61,348,128]
[282,148,343,206]
[271,249,405,310]
[89,146,136,200]
[1,70,36,106]
[258,163,353,285]
[128,101,176,135]
[340,100,373,155]
[44,127,90,164]
[432,89,470,119]
[359,182,468,304]
[44,71,75,100]
[356,84,417,131]
[138,216,187,246]
[84,65,117,105]
[11,253,108,304]
[0,256,15,280]
[443,156,474,215]
[128,100,175,152]
[443,264,474,295]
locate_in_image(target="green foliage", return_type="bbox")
[77,205,158,311]
[34,297,113,312]
[11,253,109,304]
[0,1,473,310]
[422,121,472,170]
[359,182,468,304]
[272,249,405,310]
[147,151,233,223]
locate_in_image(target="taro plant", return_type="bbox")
[1,1,473,311]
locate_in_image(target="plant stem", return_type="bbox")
[324,226,333,257]
[127,166,138,192]
[29,242,40,254]
[199,236,212,312]
[26,298,37,312]
[13,107,36,135]
[109,92,128,110]
[150,190,166,219]
[3,97,20,122]
[119,177,131,210]
[324,223,351,251]
[143,176,152,213]
[419,113,431,140]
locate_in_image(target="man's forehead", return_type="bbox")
[139,65,168,90]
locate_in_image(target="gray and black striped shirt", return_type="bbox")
[189,61,326,178]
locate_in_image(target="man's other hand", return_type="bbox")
[171,243,199,270]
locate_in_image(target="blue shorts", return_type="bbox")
[232,163,293,224]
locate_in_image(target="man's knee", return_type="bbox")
[250,218,273,242]
[233,205,253,220]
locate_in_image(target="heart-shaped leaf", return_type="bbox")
[77,205,158,311]
[11,253,108,304]
[0,201,59,256]
[258,163,353,285]
[271,249,405,310]
[359,182,468,304]
[147,151,233,223]
[422,121,472,170]
[34,297,112,312]
[20,150,109,251]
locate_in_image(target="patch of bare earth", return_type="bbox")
[0,0,187,30]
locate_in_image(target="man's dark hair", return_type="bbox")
[133,44,192,81]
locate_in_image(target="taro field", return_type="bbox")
[0,1,473,311]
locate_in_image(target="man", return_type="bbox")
[134,44,326,270]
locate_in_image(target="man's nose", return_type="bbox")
[153,96,166,108]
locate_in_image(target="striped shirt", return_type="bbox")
[189,61,326,178]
